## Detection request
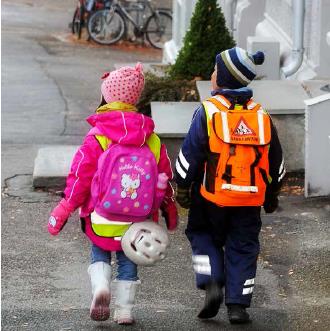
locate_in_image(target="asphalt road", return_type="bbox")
[2,1,330,330]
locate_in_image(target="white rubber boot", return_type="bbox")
[88,262,111,321]
[113,280,140,325]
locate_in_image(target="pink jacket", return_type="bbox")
[63,109,174,250]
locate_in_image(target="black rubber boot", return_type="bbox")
[227,304,251,324]
[197,281,223,319]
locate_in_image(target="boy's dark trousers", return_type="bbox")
[185,183,262,307]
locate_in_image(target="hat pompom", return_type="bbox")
[135,62,143,73]
[252,51,265,65]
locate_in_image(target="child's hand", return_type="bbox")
[176,186,191,209]
[161,198,178,232]
[48,199,74,235]
[263,196,279,214]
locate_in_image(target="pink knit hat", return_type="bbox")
[101,62,145,105]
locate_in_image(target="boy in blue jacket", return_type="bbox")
[175,47,285,324]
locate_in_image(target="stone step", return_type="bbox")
[151,101,200,137]
[33,146,78,189]
[151,101,200,166]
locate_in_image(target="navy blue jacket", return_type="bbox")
[175,88,285,202]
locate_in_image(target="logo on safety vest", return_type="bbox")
[233,117,256,136]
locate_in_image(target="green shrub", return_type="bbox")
[169,0,235,80]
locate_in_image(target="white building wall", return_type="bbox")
[253,0,330,79]
[163,0,330,80]
[233,0,265,49]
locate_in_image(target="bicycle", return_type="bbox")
[87,0,172,49]
[71,0,111,39]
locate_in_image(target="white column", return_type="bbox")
[234,0,266,48]
[163,0,198,64]
[304,94,330,197]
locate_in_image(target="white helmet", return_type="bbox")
[121,222,169,266]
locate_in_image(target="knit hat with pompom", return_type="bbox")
[101,62,145,105]
[215,47,265,89]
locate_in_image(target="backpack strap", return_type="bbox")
[202,95,232,137]
[146,133,161,163]
[95,135,111,151]
[94,133,161,163]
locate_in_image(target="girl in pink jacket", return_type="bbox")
[48,63,177,324]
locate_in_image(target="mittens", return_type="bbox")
[176,186,191,209]
[161,198,178,231]
[48,199,74,236]
[263,195,279,214]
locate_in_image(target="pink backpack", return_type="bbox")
[91,143,160,222]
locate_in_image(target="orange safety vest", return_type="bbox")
[200,95,272,207]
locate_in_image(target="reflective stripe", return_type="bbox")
[222,183,258,193]
[176,159,187,179]
[91,212,131,237]
[257,110,265,144]
[202,171,207,187]
[213,95,231,108]
[278,158,286,181]
[279,168,286,181]
[178,150,189,171]
[204,101,221,117]
[279,158,285,174]
[242,287,254,295]
[221,111,230,142]
[203,100,222,136]
[247,101,257,110]
[244,278,255,286]
[192,255,211,275]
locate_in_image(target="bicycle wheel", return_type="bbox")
[72,2,85,39]
[87,8,126,45]
[145,11,172,49]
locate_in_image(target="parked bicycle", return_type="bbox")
[71,0,111,39]
[87,0,172,49]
